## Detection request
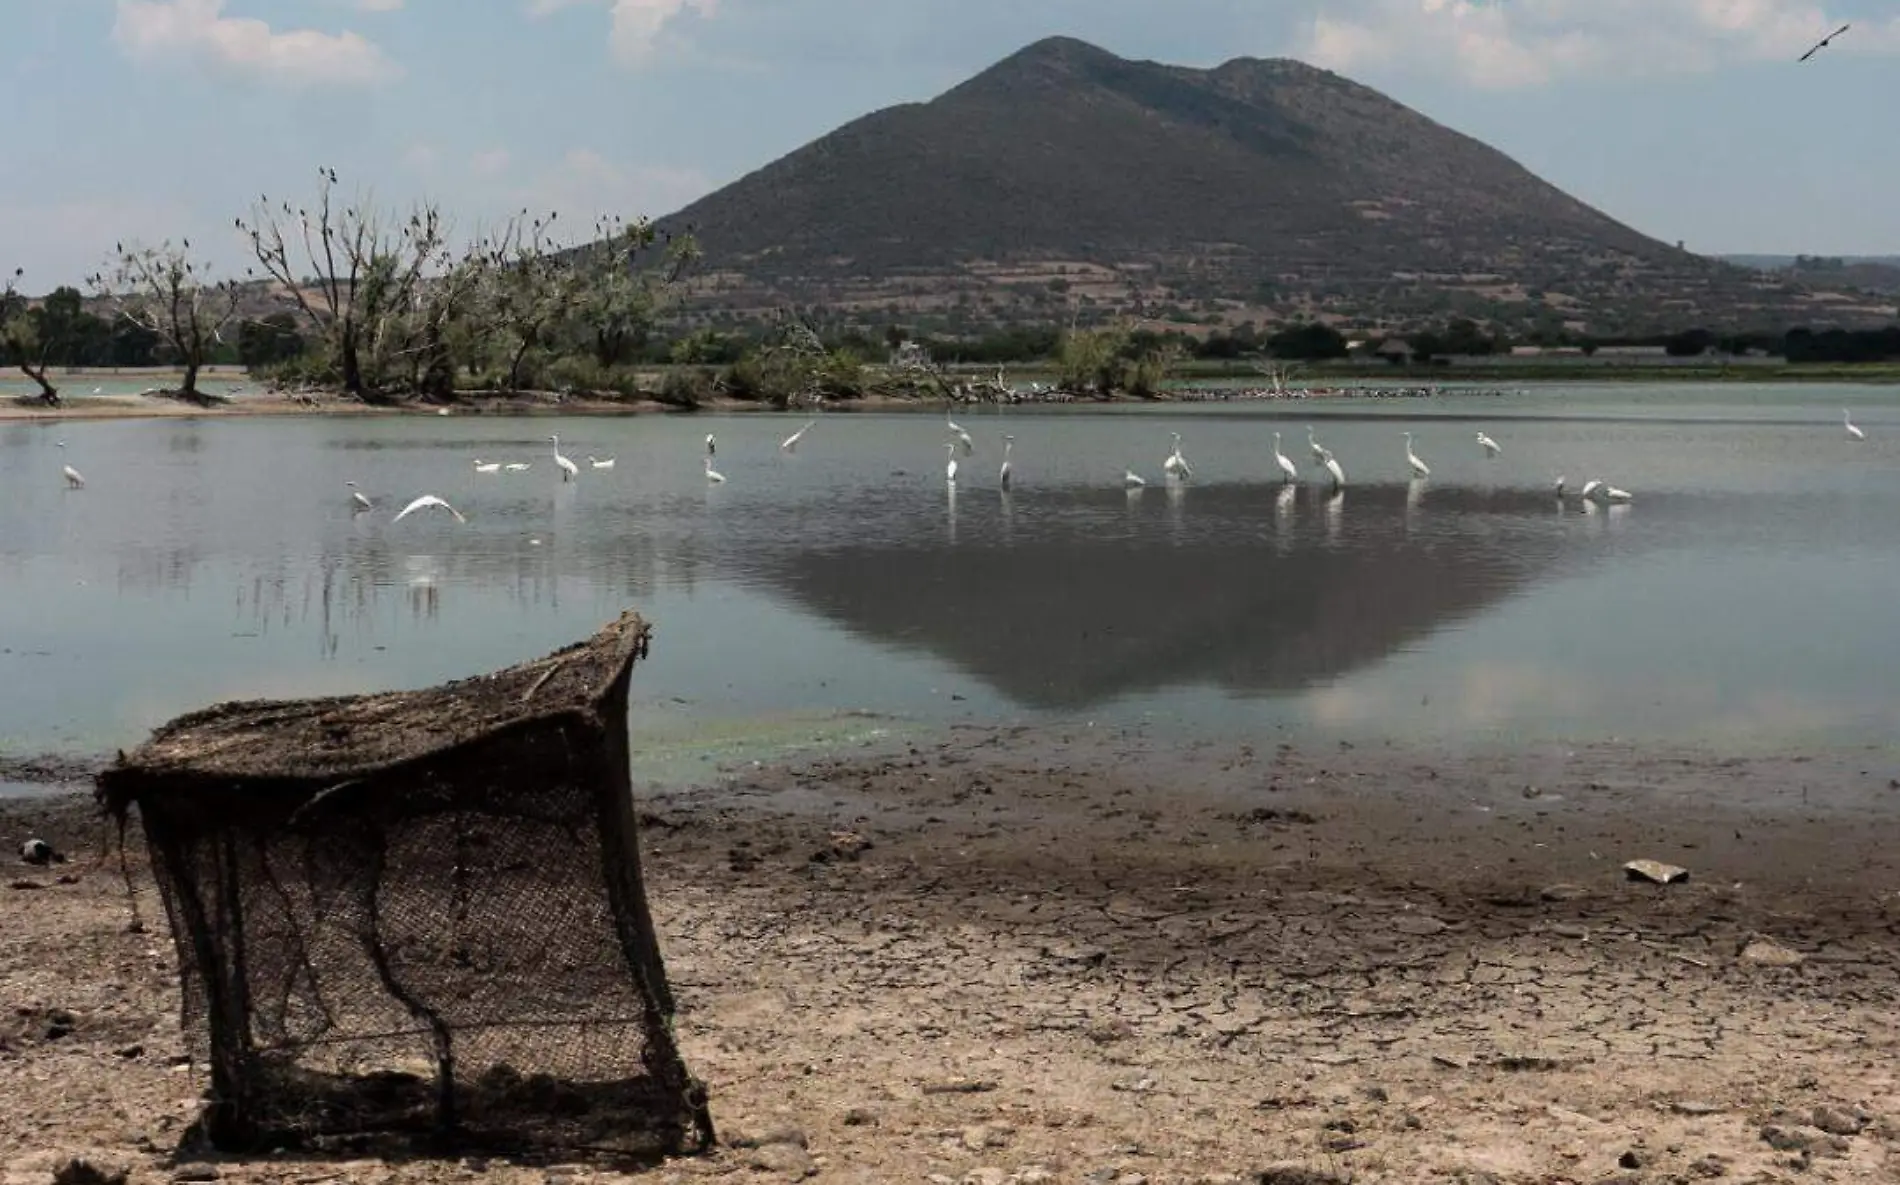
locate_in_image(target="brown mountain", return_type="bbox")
[662,37,1893,333]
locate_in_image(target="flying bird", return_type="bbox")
[1799,23,1850,61]
[1123,470,1147,489]
[1844,409,1866,440]
[345,481,373,512]
[392,494,467,524]
[780,420,816,452]
[1476,432,1502,457]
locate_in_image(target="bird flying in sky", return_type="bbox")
[1799,23,1850,61]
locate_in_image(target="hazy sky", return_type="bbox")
[4,1,1897,286]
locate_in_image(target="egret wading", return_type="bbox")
[1404,432,1431,479]
[345,481,372,512]
[549,435,579,482]
[999,435,1014,490]
[1476,432,1502,457]
[1272,432,1298,483]
[1845,410,1866,441]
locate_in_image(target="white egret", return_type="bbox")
[1476,432,1502,457]
[1272,431,1298,483]
[1403,431,1431,479]
[345,481,373,512]
[780,420,816,452]
[392,494,467,524]
[1306,425,1328,465]
[998,435,1014,490]
[1123,470,1147,489]
[549,435,579,482]
[503,462,531,472]
[472,459,501,474]
[1554,475,1567,497]
[946,415,974,456]
[704,455,726,484]
[1845,409,1866,440]
[1322,452,1346,489]
[705,433,717,457]
[1163,432,1192,479]
[588,455,616,470]
[1579,479,1602,501]
[944,441,959,484]
[62,463,85,489]
[1603,485,1632,503]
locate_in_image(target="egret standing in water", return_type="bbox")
[345,481,373,512]
[1306,426,1328,465]
[1321,448,1346,490]
[1476,432,1502,457]
[704,455,726,484]
[1163,432,1192,480]
[705,433,717,457]
[998,435,1014,490]
[549,435,579,482]
[1123,469,1147,489]
[944,441,959,485]
[1403,431,1431,479]
[1272,431,1298,483]
[1845,409,1866,440]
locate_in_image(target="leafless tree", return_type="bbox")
[90,243,240,403]
[236,166,445,403]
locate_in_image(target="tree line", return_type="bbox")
[9,167,1900,409]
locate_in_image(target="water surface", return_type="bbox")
[3,383,1896,793]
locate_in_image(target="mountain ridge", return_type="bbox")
[659,37,1895,334]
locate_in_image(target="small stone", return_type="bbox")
[114,1044,144,1060]
[1391,914,1448,936]
[1811,1105,1867,1136]
[1540,883,1589,901]
[961,1125,999,1152]
[1114,1175,1149,1185]
[1739,937,1805,968]
[1672,1100,1724,1116]
[53,1159,128,1185]
[1623,858,1689,884]
[959,1170,1006,1185]
[1357,1083,1388,1103]
[841,1106,878,1126]
[1013,1170,1056,1185]
[745,1142,816,1178]
[726,1125,808,1149]
[1618,1149,1643,1169]
[1254,1166,1348,1185]
[172,1166,222,1183]
[1760,1124,1813,1151]
[1688,1154,1729,1178]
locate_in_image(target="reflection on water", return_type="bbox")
[3,387,1900,777]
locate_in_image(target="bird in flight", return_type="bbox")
[1799,23,1850,61]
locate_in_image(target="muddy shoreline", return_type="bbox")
[3,730,1897,1182]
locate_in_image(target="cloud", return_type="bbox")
[1301,1,1900,89]
[510,147,713,220]
[526,0,718,64]
[471,148,513,178]
[113,0,401,87]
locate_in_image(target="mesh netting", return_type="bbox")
[96,612,714,1157]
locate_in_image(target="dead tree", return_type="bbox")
[91,244,240,403]
[1,268,60,406]
[236,167,444,404]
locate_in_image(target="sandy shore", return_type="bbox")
[4,729,1898,1183]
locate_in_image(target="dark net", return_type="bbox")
[97,612,714,1158]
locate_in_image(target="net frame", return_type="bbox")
[96,611,714,1157]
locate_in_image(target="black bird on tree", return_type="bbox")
[1799,23,1850,61]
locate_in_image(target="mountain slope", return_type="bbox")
[661,38,1893,332]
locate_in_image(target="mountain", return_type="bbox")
[662,37,1894,334]
[1723,255,1900,295]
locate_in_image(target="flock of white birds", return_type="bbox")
[48,407,1873,522]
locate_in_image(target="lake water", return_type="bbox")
[3,383,1897,794]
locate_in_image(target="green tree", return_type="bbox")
[1,268,60,405]
[1266,322,1347,360]
[238,312,306,370]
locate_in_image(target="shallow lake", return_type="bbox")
[3,382,1897,794]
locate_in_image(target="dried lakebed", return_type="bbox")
[2,729,1898,1182]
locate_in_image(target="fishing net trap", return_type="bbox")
[95,611,715,1157]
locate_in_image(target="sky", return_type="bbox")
[4,1,1899,288]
